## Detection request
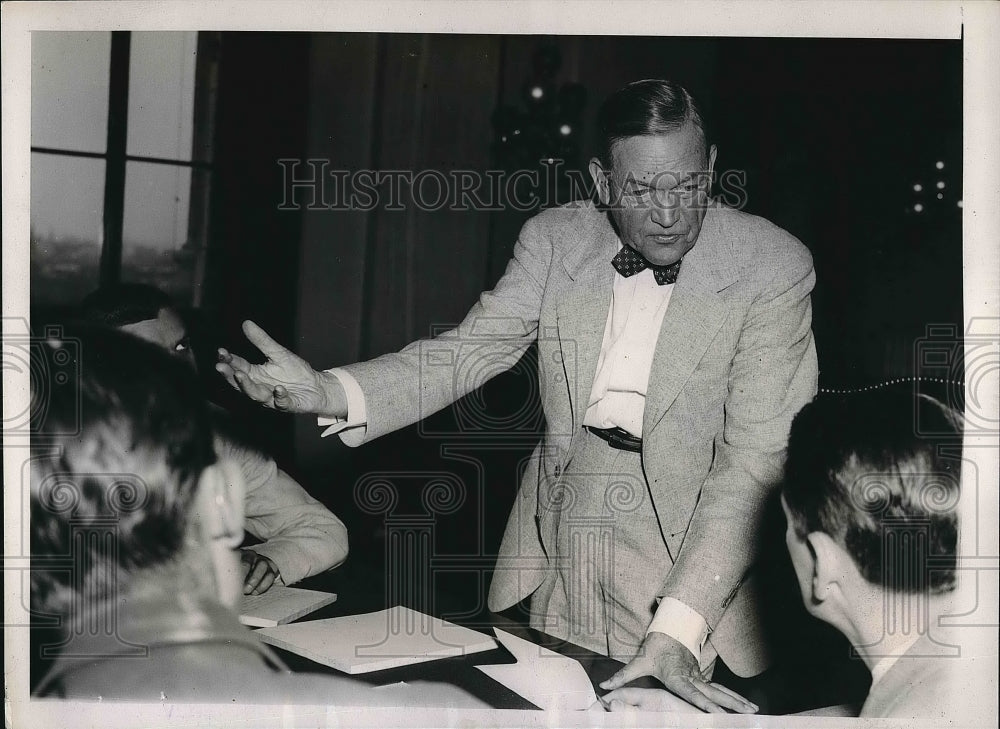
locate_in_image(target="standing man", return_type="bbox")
[219,79,817,712]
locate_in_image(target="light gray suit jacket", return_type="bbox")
[344,200,817,676]
[860,633,966,720]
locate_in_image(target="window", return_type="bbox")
[30,31,218,308]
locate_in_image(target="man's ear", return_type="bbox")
[189,458,246,605]
[589,157,611,206]
[705,144,718,191]
[190,459,245,549]
[806,531,846,603]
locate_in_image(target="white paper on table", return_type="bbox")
[255,605,498,674]
[474,628,599,711]
[239,586,338,627]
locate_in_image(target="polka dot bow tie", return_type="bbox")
[611,245,682,285]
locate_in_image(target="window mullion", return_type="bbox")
[186,31,220,307]
[99,31,131,287]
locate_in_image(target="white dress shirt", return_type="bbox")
[582,263,674,436]
[318,241,709,661]
[867,632,923,688]
[579,255,710,662]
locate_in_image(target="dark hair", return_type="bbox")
[596,79,711,166]
[79,283,175,328]
[30,323,217,618]
[782,390,963,595]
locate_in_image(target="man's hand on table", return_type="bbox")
[599,631,758,714]
[600,687,705,714]
[216,320,346,417]
[240,549,280,595]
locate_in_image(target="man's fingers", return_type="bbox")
[603,687,705,714]
[599,659,649,690]
[242,320,290,360]
[243,557,268,594]
[251,567,277,595]
[601,688,645,708]
[678,691,725,714]
[221,349,254,374]
[664,678,726,714]
[707,681,759,712]
[233,371,277,406]
[693,680,758,714]
[216,362,240,390]
[272,385,293,411]
[216,349,256,391]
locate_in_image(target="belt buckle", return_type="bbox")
[608,427,638,451]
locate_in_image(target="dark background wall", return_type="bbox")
[200,34,961,700]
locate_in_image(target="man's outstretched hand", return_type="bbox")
[599,632,758,714]
[216,320,346,417]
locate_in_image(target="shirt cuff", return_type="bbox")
[646,597,710,661]
[316,368,367,446]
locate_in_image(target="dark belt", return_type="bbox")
[586,426,643,453]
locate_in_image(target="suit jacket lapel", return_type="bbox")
[556,209,617,431]
[644,206,739,437]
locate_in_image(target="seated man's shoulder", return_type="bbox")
[207,404,270,466]
[712,204,812,277]
[862,649,965,720]
[524,200,605,241]
[867,671,954,720]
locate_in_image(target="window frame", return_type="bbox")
[30,30,218,306]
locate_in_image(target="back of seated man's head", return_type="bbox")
[30,323,244,626]
[780,390,962,631]
[79,283,194,365]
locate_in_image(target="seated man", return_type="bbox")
[29,324,481,705]
[604,390,973,719]
[779,390,966,719]
[79,284,348,594]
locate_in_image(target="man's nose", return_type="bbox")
[650,197,680,228]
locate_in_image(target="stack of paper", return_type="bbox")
[255,605,497,674]
[239,586,338,628]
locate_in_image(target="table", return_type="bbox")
[268,594,873,715]
[269,609,665,710]
[267,604,826,713]
[287,552,870,716]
